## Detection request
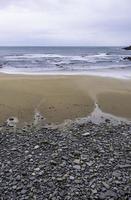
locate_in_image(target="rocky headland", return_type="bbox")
[123,46,131,50]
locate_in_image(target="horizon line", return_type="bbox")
[0,45,125,47]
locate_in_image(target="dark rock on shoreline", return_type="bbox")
[123,57,131,61]
[123,46,131,50]
[0,122,131,199]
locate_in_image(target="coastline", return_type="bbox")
[0,69,131,199]
[1,67,131,80]
[0,73,131,125]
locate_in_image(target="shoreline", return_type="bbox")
[1,68,131,80]
[0,73,131,125]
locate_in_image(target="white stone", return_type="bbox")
[34,168,40,171]
[69,176,75,180]
[82,132,90,136]
[34,145,39,149]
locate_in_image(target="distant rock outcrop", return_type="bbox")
[123,46,131,50]
[123,57,131,61]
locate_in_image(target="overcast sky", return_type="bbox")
[0,0,130,46]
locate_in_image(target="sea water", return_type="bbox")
[0,46,131,79]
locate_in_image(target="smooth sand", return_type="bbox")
[0,74,131,124]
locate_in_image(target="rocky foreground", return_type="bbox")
[0,121,131,200]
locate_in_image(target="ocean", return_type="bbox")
[0,46,131,79]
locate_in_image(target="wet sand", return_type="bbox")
[0,74,131,124]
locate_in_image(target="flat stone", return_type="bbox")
[34,167,40,171]
[91,189,97,194]
[81,154,88,160]
[112,171,121,178]
[21,189,27,194]
[102,181,110,189]
[73,159,80,164]
[82,132,90,136]
[99,190,117,199]
[34,145,39,149]
[73,165,81,170]
[16,175,21,181]
[89,178,95,186]
[117,164,131,168]
[56,176,66,182]
[74,179,81,184]
[69,176,75,180]
[12,185,17,189]
[86,161,94,167]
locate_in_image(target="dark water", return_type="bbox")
[0,46,131,78]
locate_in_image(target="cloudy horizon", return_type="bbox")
[0,0,130,46]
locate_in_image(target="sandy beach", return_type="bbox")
[0,74,131,124]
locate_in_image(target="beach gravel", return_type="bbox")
[0,122,131,199]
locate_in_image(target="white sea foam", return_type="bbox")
[1,66,131,80]
[4,54,67,60]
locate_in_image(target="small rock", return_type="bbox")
[82,132,90,136]
[73,159,80,164]
[105,119,110,123]
[99,190,117,199]
[21,189,27,194]
[69,176,75,180]
[34,167,40,171]
[74,179,81,184]
[81,154,88,160]
[91,189,97,194]
[11,147,17,151]
[112,171,121,178]
[12,185,17,189]
[50,160,57,166]
[102,181,110,189]
[73,165,81,170]
[86,161,94,167]
[16,175,21,181]
[117,164,131,168]
[34,145,39,149]
[56,174,68,182]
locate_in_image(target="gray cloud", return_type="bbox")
[0,0,130,46]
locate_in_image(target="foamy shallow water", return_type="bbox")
[1,68,131,80]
